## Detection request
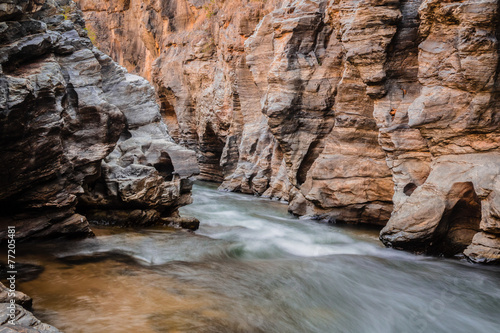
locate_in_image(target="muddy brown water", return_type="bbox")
[12,182,500,332]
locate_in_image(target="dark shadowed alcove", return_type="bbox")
[198,123,225,182]
[432,182,481,256]
[403,183,417,196]
[154,152,175,181]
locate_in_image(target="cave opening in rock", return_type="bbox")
[297,139,322,186]
[432,182,482,257]
[403,183,417,196]
[154,152,175,181]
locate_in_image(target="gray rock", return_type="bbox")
[0,0,199,241]
[0,304,61,333]
[0,283,32,310]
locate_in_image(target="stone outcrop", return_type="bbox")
[77,0,500,263]
[0,283,32,309]
[77,48,199,227]
[0,282,60,332]
[0,0,198,242]
[377,0,500,263]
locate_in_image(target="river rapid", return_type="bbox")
[15,182,500,332]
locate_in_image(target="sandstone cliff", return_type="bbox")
[76,0,500,263]
[0,0,199,242]
[76,0,395,226]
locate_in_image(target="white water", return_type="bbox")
[18,181,500,332]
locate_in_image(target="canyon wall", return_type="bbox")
[0,0,198,242]
[76,0,396,226]
[77,0,500,263]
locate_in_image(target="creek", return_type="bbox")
[16,182,500,332]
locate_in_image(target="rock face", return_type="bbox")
[76,0,396,226]
[77,48,199,226]
[377,0,500,263]
[77,0,500,263]
[0,0,198,242]
[0,282,61,332]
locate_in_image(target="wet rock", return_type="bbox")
[160,217,200,231]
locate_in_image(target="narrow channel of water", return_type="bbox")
[14,182,500,332]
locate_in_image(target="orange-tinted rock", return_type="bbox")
[77,0,500,262]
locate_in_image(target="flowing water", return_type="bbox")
[14,182,500,332]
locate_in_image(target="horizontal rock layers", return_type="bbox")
[76,0,396,226]
[378,0,500,263]
[0,0,199,242]
[77,0,500,263]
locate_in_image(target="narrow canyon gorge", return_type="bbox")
[73,0,500,263]
[1,0,500,331]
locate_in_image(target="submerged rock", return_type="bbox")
[160,216,201,231]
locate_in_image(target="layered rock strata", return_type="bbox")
[77,48,199,227]
[0,0,198,242]
[377,0,500,263]
[77,0,500,262]
[76,0,396,226]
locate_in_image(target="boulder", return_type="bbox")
[0,0,199,242]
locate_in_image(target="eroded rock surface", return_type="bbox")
[78,49,199,226]
[378,0,500,263]
[0,282,60,332]
[76,0,396,226]
[0,0,198,241]
[77,0,500,262]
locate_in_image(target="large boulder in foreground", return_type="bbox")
[0,0,199,242]
[78,50,199,226]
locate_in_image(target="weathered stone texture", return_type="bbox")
[0,0,198,241]
[78,0,500,262]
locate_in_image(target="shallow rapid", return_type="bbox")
[17,182,500,333]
